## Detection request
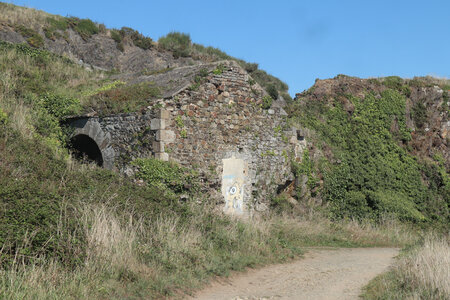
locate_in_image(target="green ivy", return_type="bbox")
[290,89,448,223]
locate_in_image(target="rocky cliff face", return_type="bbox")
[0,18,195,73]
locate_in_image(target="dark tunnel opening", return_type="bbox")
[69,134,103,167]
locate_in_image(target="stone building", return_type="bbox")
[66,61,303,215]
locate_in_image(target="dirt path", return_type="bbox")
[191,248,398,300]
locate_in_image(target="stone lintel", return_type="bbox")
[156,130,175,142]
[150,118,166,130]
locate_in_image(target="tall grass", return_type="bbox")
[363,235,450,299]
[0,204,418,299]
[0,3,49,29]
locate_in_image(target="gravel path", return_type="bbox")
[191,247,398,300]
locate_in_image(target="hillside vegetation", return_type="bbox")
[0,2,291,103]
[287,75,449,226]
[0,3,448,299]
[0,36,419,299]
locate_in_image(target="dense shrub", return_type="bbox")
[383,76,411,96]
[158,32,192,58]
[267,84,279,100]
[118,27,153,50]
[132,158,199,196]
[291,89,448,223]
[411,101,427,129]
[66,17,99,40]
[243,62,259,73]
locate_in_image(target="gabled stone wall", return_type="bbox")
[153,61,296,213]
[67,61,299,215]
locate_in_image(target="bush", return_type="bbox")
[120,27,153,50]
[14,25,44,48]
[158,32,192,58]
[281,92,293,102]
[40,93,81,119]
[67,17,99,40]
[243,62,258,73]
[132,158,199,195]
[369,191,425,222]
[110,29,122,43]
[411,101,427,129]
[383,76,411,96]
[267,84,279,100]
[292,89,447,223]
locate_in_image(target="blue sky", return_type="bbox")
[5,0,450,95]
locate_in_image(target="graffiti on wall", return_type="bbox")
[222,157,248,215]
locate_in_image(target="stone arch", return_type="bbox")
[70,134,104,166]
[68,118,115,169]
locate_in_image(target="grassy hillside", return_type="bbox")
[0,3,448,299]
[0,40,419,299]
[288,76,449,225]
[0,2,291,102]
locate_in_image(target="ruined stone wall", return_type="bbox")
[156,61,296,213]
[67,61,298,214]
[67,111,157,172]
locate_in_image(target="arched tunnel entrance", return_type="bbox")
[69,134,104,167]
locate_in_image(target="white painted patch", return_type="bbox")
[222,157,248,215]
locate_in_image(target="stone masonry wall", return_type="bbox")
[67,110,157,172]
[155,61,296,213]
[67,61,299,215]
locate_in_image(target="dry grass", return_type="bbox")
[267,213,418,248]
[0,3,49,29]
[397,236,449,298]
[0,42,105,139]
[0,206,420,299]
[0,203,151,299]
[363,235,450,299]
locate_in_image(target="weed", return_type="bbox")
[180,129,188,138]
[213,64,225,75]
[261,95,273,109]
[174,115,184,128]
[87,82,161,115]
